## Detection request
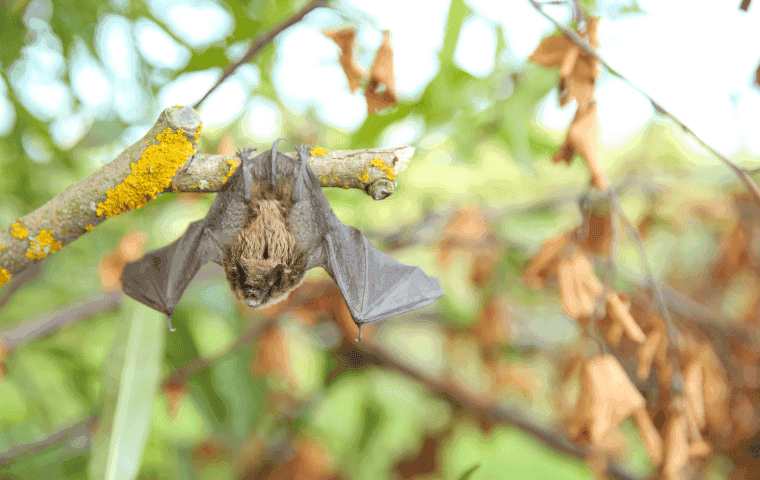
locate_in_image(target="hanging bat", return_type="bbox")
[120,141,444,339]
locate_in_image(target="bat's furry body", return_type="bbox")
[121,142,444,337]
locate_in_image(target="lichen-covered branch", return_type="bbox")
[0,105,416,287]
[173,146,413,199]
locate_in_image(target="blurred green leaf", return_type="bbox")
[457,464,481,480]
[88,301,166,480]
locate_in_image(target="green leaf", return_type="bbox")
[457,464,481,480]
[88,301,166,480]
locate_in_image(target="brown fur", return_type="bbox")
[222,189,307,306]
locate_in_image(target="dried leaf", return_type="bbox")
[163,376,186,418]
[524,233,572,288]
[395,435,440,478]
[633,408,663,464]
[637,331,663,380]
[324,28,365,92]
[683,361,705,429]
[710,225,749,288]
[568,355,645,449]
[606,293,646,344]
[101,232,147,290]
[365,31,398,113]
[270,436,335,480]
[662,413,689,480]
[572,250,603,298]
[553,104,606,189]
[579,212,612,254]
[529,34,574,68]
[558,257,582,318]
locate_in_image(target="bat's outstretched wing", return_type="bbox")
[285,145,445,332]
[324,224,444,327]
[120,219,223,320]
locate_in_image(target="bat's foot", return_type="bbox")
[236,147,257,162]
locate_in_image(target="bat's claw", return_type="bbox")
[167,316,176,332]
[236,147,257,161]
[355,324,363,342]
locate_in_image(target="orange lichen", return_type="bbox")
[97,128,196,218]
[310,146,328,156]
[0,268,9,286]
[85,225,94,231]
[10,223,28,239]
[370,157,395,180]
[25,229,63,260]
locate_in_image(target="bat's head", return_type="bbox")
[223,202,308,309]
[225,257,307,308]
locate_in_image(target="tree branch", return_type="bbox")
[0,291,123,351]
[0,415,97,467]
[334,343,641,480]
[0,105,415,287]
[193,0,329,109]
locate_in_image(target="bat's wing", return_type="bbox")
[120,219,222,320]
[323,223,445,327]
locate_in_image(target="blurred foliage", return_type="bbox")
[0,0,752,479]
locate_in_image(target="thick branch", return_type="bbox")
[0,105,415,286]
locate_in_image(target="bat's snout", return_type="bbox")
[245,290,263,307]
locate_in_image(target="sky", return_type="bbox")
[3,0,760,161]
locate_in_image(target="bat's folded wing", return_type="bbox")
[120,219,220,317]
[324,225,444,326]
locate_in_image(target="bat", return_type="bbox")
[120,140,444,340]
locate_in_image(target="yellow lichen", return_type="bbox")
[194,122,203,141]
[0,268,10,287]
[224,158,239,184]
[25,229,63,260]
[322,176,327,183]
[359,172,370,182]
[310,146,328,156]
[97,128,196,218]
[371,157,395,180]
[173,105,183,108]
[10,223,28,239]
[85,225,94,231]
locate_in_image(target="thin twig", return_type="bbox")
[193,0,328,109]
[528,0,760,207]
[0,291,123,350]
[164,316,277,386]
[0,415,97,467]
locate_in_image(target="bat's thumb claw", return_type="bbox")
[355,324,363,342]
[167,316,176,332]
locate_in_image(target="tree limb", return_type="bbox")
[0,105,414,287]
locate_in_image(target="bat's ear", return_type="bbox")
[268,263,285,288]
